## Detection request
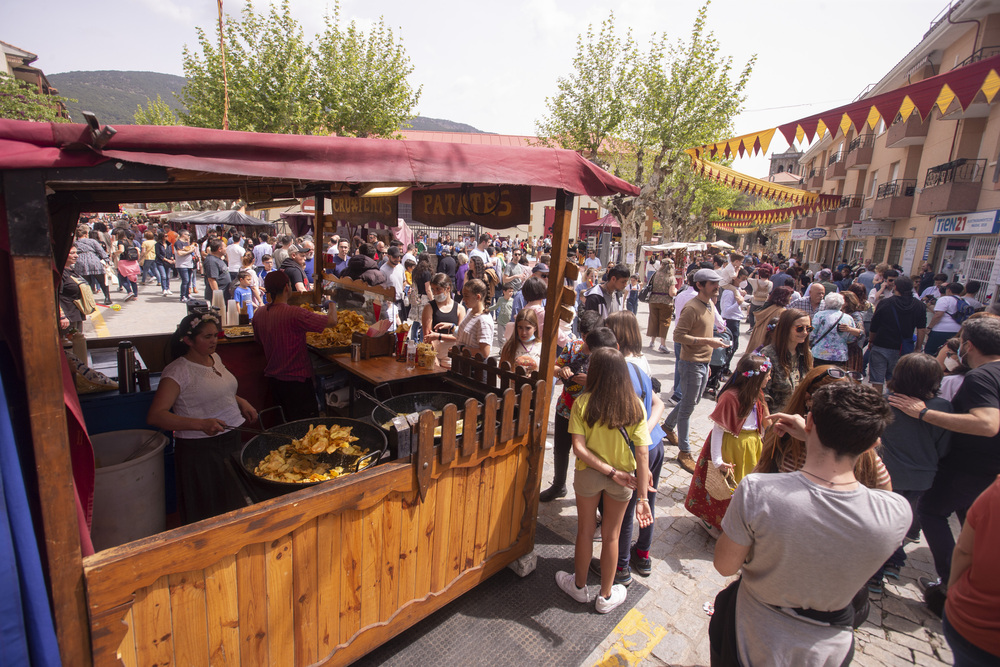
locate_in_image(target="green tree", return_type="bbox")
[315,5,422,138]
[536,2,754,270]
[0,74,73,123]
[180,0,319,133]
[133,94,178,125]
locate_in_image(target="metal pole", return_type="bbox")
[218,0,230,131]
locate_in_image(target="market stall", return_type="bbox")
[0,119,638,666]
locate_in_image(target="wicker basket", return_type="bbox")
[705,464,737,501]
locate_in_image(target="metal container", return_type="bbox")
[116,341,136,394]
[350,343,361,362]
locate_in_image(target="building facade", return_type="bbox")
[791,0,1000,304]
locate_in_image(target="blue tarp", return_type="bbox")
[0,356,61,666]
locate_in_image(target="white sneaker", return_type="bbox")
[595,583,627,613]
[164,290,174,296]
[555,570,593,603]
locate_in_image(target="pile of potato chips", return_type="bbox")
[253,423,368,484]
[306,310,368,348]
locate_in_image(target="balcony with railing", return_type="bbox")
[886,114,929,147]
[807,167,825,189]
[817,208,838,227]
[952,46,1000,70]
[835,194,865,225]
[846,134,875,169]
[827,150,847,180]
[872,179,916,219]
[915,158,986,215]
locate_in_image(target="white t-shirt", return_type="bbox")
[225,243,245,272]
[919,285,942,300]
[455,311,495,353]
[933,295,963,332]
[160,354,244,440]
[469,248,489,266]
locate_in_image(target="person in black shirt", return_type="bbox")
[280,243,309,292]
[203,238,232,305]
[888,316,1000,612]
[437,247,458,289]
[868,275,926,393]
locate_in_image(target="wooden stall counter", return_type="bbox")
[320,351,447,386]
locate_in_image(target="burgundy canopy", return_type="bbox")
[579,213,621,230]
[0,120,639,198]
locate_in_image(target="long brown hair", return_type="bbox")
[771,308,814,375]
[717,354,770,421]
[604,311,643,357]
[583,348,644,429]
[499,308,538,367]
[755,364,881,488]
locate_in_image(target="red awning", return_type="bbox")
[579,213,620,230]
[0,120,639,199]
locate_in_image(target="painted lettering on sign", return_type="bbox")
[412,185,531,228]
[325,195,398,226]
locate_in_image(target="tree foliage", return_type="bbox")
[0,74,74,123]
[315,7,422,138]
[179,0,420,137]
[536,2,755,270]
[134,94,179,125]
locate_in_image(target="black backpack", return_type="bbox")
[122,243,139,262]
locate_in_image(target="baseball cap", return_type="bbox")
[693,268,722,283]
[288,243,307,254]
[532,263,550,275]
[264,270,289,294]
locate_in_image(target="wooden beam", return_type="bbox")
[5,173,91,664]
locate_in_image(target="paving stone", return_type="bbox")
[651,585,688,617]
[669,574,698,595]
[857,643,903,665]
[668,607,708,641]
[884,614,923,634]
[864,603,883,628]
[882,595,927,624]
[649,632,690,665]
[869,635,915,663]
[913,650,949,666]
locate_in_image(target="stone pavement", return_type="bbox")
[535,301,954,667]
[86,282,954,665]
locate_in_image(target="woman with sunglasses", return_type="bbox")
[745,286,794,356]
[809,293,863,367]
[760,309,815,412]
[755,365,891,490]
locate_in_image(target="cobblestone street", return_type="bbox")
[536,301,955,667]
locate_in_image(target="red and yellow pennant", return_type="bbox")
[718,194,840,224]
[689,156,818,204]
[710,220,761,233]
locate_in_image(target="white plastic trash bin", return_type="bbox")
[90,429,168,551]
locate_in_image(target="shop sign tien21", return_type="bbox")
[932,210,1000,236]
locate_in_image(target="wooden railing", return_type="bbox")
[83,360,547,666]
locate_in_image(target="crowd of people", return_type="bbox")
[59,218,1000,663]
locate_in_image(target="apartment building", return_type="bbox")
[793,0,1000,303]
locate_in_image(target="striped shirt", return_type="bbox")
[252,303,328,381]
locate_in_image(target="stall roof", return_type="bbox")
[0,121,639,211]
[170,209,272,227]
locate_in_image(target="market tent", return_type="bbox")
[579,213,620,230]
[710,240,734,249]
[170,209,271,227]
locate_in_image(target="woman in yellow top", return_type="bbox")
[140,230,157,285]
[557,347,652,614]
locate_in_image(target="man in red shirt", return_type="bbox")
[252,271,337,420]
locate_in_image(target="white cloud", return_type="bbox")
[137,0,195,24]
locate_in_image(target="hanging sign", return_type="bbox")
[805,228,828,239]
[902,238,919,274]
[412,185,530,227]
[325,195,398,226]
[851,220,893,237]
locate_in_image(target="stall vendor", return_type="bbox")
[252,271,337,421]
[147,313,258,524]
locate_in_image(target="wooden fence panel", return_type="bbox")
[265,534,294,666]
[236,542,267,665]
[317,512,342,654]
[205,554,240,667]
[430,469,454,591]
[360,504,383,628]
[380,496,401,623]
[292,519,319,665]
[340,510,363,644]
[397,492,420,605]
[447,466,468,582]
[131,576,173,667]
[461,464,482,570]
[474,457,496,567]
[168,570,209,665]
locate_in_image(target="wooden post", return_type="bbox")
[3,171,92,665]
[314,194,326,302]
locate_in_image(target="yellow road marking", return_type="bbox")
[91,309,110,337]
[592,608,668,666]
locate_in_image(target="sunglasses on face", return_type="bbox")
[795,325,814,333]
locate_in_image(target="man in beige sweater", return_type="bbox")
[663,268,730,472]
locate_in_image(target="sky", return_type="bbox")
[2,0,953,177]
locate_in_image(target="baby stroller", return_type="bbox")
[704,327,734,399]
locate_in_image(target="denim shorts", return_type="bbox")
[869,345,901,383]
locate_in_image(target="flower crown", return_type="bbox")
[185,314,219,336]
[742,361,771,378]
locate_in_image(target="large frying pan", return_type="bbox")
[239,417,387,490]
[370,392,487,441]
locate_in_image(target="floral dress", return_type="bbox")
[760,344,809,413]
